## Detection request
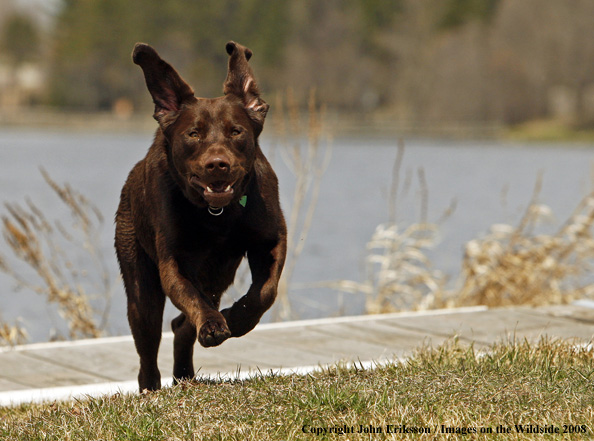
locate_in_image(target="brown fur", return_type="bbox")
[115,41,287,391]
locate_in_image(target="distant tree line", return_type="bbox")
[2,0,594,126]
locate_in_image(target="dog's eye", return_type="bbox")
[231,127,243,137]
[188,130,200,139]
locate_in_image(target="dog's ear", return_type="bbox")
[223,41,269,130]
[132,43,194,127]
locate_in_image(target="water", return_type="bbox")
[1,127,593,342]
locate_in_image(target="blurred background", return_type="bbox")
[2,0,594,343]
[2,0,594,132]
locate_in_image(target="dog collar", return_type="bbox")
[208,206,224,216]
[207,195,247,216]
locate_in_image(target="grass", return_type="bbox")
[506,119,594,143]
[1,338,593,440]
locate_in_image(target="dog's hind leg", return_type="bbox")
[171,313,197,383]
[120,246,166,391]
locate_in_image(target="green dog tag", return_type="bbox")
[239,195,247,207]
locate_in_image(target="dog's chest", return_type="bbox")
[176,222,246,294]
[177,211,246,256]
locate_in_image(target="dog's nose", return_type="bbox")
[205,157,231,173]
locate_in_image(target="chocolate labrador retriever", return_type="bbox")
[115,41,287,391]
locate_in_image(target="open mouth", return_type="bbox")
[204,180,234,195]
[190,176,236,207]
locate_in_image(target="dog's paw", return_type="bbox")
[198,319,231,347]
[221,306,258,338]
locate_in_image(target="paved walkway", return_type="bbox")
[1,304,594,406]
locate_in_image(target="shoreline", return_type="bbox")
[1,107,505,140]
[2,107,594,143]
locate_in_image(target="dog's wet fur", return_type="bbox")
[115,41,287,391]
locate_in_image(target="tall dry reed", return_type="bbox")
[325,142,594,314]
[318,141,451,313]
[452,176,594,308]
[0,168,114,343]
[0,318,27,346]
[268,89,332,320]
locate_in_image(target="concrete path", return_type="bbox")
[1,304,593,406]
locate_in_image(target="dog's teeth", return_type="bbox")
[206,186,213,193]
[225,185,231,192]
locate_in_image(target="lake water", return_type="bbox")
[1,127,594,342]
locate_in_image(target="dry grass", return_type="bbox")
[320,142,453,313]
[453,175,594,308]
[359,141,450,313]
[327,142,594,314]
[362,222,447,313]
[318,220,447,314]
[0,319,27,346]
[0,168,114,343]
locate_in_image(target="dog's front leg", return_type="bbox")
[157,246,231,348]
[222,235,287,337]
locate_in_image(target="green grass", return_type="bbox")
[1,339,593,440]
[506,119,594,143]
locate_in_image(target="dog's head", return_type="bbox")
[133,41,269,209]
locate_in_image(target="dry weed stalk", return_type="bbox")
[0,317,27,346]
[317,142,450,314]
[361,221,446,313]
[0,168,113,341]
[270,89,332,320]
[356,142,450,313]
[308,223,445,313]
[454,177,594,307]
